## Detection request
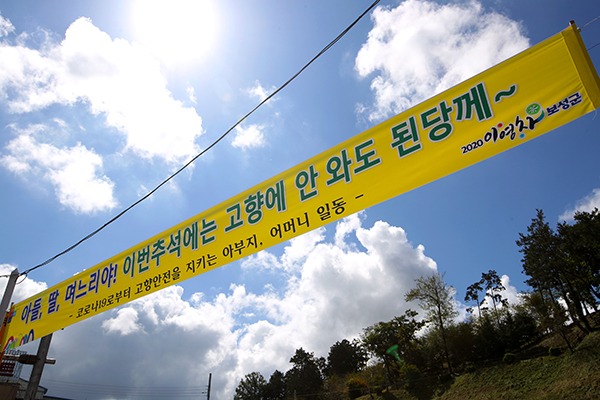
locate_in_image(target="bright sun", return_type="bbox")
[132,0,217,65]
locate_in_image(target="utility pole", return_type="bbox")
[0,269,56,398]
[23,333,53,400]
[206,373,211,400]
[0,268,20,363]
[0,269,19,316]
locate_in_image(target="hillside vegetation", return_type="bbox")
[357,329,600,400]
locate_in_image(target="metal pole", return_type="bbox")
[0,269,19,362]
[206,373,211,400]
[24,333,53,400]
[0,269,19,314]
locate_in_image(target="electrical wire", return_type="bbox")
[19,0,381,278]
[41,379,209,398]
[581,14,600,30]
[581,13,600,51]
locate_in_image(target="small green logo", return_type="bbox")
[526,103,541,116]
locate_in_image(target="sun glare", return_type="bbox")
[133,0,217,65]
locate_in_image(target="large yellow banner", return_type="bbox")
[4,24,600,350]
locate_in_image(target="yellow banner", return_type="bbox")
[4,24,600,349]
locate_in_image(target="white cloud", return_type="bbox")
[101,307,143,335]
[560,188,600,221]
[247,80,276,103]
[232,124,266,149]
[0,12,15,38]
[187,86,197,104]
[1,125,117,214]
[53,118,68,128]
[355,0,529,121]
[0,17,203,164]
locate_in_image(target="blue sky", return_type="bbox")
[1,0,600,398]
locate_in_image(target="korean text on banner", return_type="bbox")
[4,23,600,350]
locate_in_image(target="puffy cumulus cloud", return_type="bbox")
[355,0,529,121]
[0,17,203,164]
[31,214,445,399]
[238,213,440,383]
[101,307,143,335]
[232,124,266,149]
[1,125,117,214]
[242,228,326,274]
[560,188,600,221]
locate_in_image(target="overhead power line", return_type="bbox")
[42,378,209,398]
[19,0,381,278]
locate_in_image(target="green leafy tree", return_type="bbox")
[234,372,267,400]
[445,320,477,367]
[473,313,504,360]
[558,208,600,311]
[464,280,483,318]
[519,290,574,352]
[361,310,425,382]
[326,339,367,377]
[285,348,323,399]
[264,370,286,400]
[405,272,457,373]
[481,269,507,325]
[517,209,593,333]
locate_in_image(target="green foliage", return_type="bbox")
[400,363,424,390]
[361,309,426,379]
[517,209,600,335]
[264,370,286,400]
[285,348,323,399]
[549,346,562,357]
[405,272,457,373]
[234,372,267,400]
[502,353,517,364]
[436,331,600,400]
[326,339,368,377]
[446,321,476,368]
[464,281,483,318]
[345,377,368,400]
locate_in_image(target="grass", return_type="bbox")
[355,330,600,400]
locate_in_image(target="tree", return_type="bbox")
[285,348,323,399]
[517,209,594,334]
[464,280,483,318]
[405,272,457,373]
[361,310,425,382]
[264,370,286,400]
[558,208,600,311]
[519,290,574,352]
[445,320,476,367]
[326,339,367,377]
[234,372,267,400]
[481,270,507,325]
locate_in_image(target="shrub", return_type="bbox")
[346,378,368,400]
[549,347,562,357]
[503,353,517,364]
[400,364,424,390]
